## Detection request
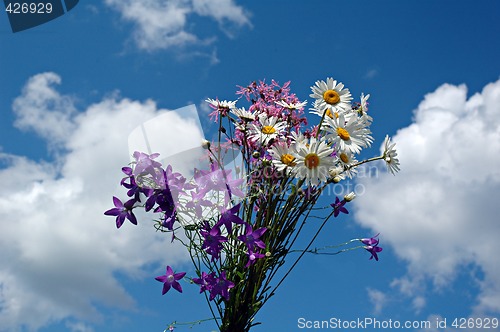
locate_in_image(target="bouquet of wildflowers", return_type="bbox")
[104,77,400,331]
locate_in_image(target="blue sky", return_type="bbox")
[1,1,500,331]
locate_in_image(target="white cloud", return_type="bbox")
[0,72,196,331]
[354,78,500,316]
[13,72,77,148]
[104,0,251,52]
[366,288,387,315]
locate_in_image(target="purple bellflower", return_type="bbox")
[330,197,349,217]
[155,266,186,295]
[201,224,227,261]
[216,203,245,234]
[365,244,383,261]
[192,271,216,294]
[209,271,235,301]
[132,151,162,177]
[245,249,266,268]
[361,233,380,246]
[237,224,267,251]
[104,196,137,228]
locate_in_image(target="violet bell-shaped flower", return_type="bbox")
[237,224,267,251]
[104,196,138,228]
[155,266,186,295]
[330,196,349,217]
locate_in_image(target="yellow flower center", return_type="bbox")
[280,154,296,166]
[323,90,340,105]
[262,126,276,135]
[340,152,349,164]
[304,153,320,169]
[336,127,350,141]
[325,109,339,119]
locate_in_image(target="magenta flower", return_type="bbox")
[330,197,348,217]
[155,266,186,295]
[209,271,235,301]
[237,224,267,251]
[104,196,137,228]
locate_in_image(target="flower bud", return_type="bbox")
[333,176,341,183]
[201,139,211,150]
[252,151,260,158]
[328,166,342,177]
[344,192,356,202]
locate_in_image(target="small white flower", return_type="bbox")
[344,192,356,202]
[205,98,237,110]
[336,149,358,179]
[201,139,211,149]
[289,131,308,147]
[323,114,373,154]
[360,93,370,113]
[248,114,287,145]
[294,137,335,186]
[231,107,255,121]
[275,100,308,110]
[383,135,400,175]
[309,77,353,113]
[268,143,297,175]
[357,93,373,125]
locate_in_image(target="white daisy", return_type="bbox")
[382,135,400,175]
[294,137,335,186]
[275,100,308,110]
[357,93,373,125]
[289,130,308,147]
[309,77,353,113]
[231,107,256,121]
[268,143,297,175]
[205,98,237,110]
[248,114,287,145]
[336,149,358,179]
[323,114,373,154]
[310,100,357,124]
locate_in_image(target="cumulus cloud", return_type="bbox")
[104,0,251,51]
[367,288,387,315]
[354,79,500,316]
[13,72,77,148]
[0,72,197,331]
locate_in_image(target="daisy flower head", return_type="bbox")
[206,98,237,121]
[268,142,297,175]
[336,149,359,179]
[205,98,237,110]
[289,130,308,147]
[323,114,373,154]
[356,93,373,125]
[382,135,400,175]
[231,107,255,122]
[248,114,287,146]
[294,137,335,186]
[275,100,308,110]
[310,78,353,113]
